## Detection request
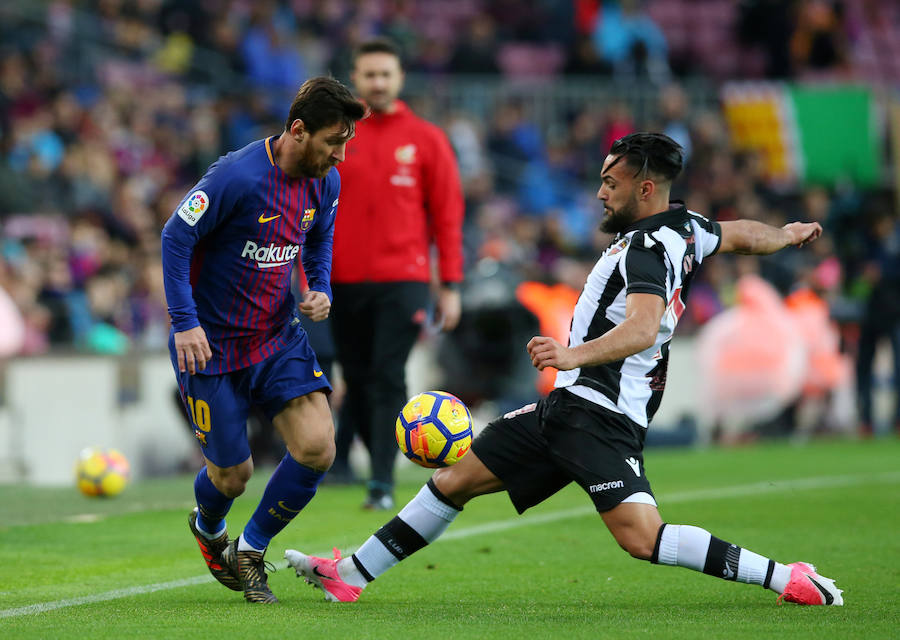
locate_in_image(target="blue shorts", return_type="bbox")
[173,332,331,467]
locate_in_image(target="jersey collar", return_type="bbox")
[623,201,688,233]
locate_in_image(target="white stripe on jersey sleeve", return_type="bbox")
[688,210,721,259]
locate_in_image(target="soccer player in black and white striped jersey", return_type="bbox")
[287,132,843,607]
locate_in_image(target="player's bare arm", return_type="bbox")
[527,292,665,371]
[718,220,822,255]
[299,290,331,322]
[174,325,212,375]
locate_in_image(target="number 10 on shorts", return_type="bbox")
[187,395,212,434]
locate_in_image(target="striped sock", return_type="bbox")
[651,523,791,592]
[347,479,461,582]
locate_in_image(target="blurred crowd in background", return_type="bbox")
[0,0,898,436]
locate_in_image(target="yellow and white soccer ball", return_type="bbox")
[395,391,474,468]
[75,447,130,497]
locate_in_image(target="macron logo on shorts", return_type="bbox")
[589,480,624,493]
[625,457,641,477]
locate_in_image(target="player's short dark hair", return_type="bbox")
[285,76,366,136]
[352,37,403,67]
[608,132,684,183]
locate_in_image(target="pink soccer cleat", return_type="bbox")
[285,547,364,603]
[777,562,843,606]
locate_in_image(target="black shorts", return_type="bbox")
[472,388,655,513]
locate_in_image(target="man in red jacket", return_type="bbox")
[331,37,464,510]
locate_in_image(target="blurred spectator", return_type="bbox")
[854,208,900,436]
[737,0,795,78]
[448,13,500,74]
[592,0,669,81]
[239,5,306,92]
[790,0,850,78]
[658,84,692,162]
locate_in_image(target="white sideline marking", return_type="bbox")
[3,470,898,619]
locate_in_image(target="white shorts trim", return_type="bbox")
[621,491,657,507]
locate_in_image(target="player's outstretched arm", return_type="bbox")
[718,220,822,255]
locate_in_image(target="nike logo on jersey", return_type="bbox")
[258,213,281,223]
[807,575,835,605]
[313,369,324,378]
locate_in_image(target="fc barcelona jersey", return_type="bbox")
[162,135,339,373]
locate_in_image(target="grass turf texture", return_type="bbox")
[1,438,898,639]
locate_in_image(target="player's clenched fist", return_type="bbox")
[174,325,212,375]
[299,290,331,322]
[527,335,578,371]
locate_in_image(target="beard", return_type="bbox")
[600,194,639,234]
[362,90,394,113]
[296,145,335,179]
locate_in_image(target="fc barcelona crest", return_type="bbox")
[301,208,316,231]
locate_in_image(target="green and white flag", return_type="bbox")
[722,83,881,187]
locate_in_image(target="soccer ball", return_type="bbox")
[75,447,130,497]
[395,391,474,468]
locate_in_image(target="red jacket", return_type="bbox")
[332,101,464,284]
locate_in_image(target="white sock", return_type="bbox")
[768,563,792,594]
[351,480,461,581]
[655,524,789,592]
[237,532,266,553]
[195,518,226,540]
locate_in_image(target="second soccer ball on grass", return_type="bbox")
[395,391,473,468]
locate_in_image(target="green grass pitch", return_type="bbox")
[1,438,898,639]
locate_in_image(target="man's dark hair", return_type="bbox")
[608,132,684,183]
[285,76,366,136]
[352,36,403,66]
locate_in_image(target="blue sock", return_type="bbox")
[194,466,233,535]
[241,454,325,551]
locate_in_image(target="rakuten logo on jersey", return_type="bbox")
[241,240,300,269]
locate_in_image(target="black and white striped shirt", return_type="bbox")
[555,203,721,428]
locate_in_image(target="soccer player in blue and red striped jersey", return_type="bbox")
[161,77,365,604]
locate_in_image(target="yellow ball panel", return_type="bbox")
[443,435,473,465]
[81,453,108,477]
[100,471,127,497]
[400,393,438,423]
[395,421,410,454]
[78,477,100,496]
[435,395,471,437]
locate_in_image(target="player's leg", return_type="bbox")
[601,501,843,605]
[854,318,879,436]
[890,323,900,434]
[286,400,571,602]
[222,336,334,603]
[330,283,375,479]
[176,371,252,592]
[285,448,502,602]
[239,390,335,554]
[547,390,843,606]
[364,281,430,509]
